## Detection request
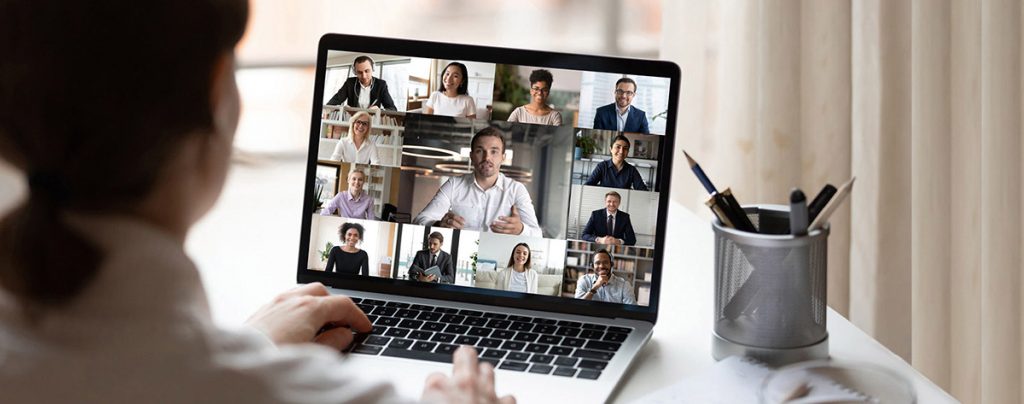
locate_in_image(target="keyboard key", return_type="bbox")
[525,344,549,354]
[458,309,483,317]
[409,330,433,341]
[372,306,397,316]
[371,326,388,335]
[585,340,622,352]
[483,313,508,320]
[529,364,553,374]
[467,327,491,337]
[390,338,413,349]
[553,367,577,377]
[480,358,500,367]
[431,333,456,343]
[444,325,469,335]
[385,302,410,308]
[579,330,604,339]
[478,338,502,349]
[582,323,608,331]
[410,304,434,311]
[384,328,409,338]
[396,309,420,319]
[608,326,632,334]
[557,320,582,328]
[538,335,562,345]
[440,314,466,324]
[549,347,573,356]
[603,333,628,343]
[528,354,554,364]
[422,322,446,332]
[577,369,601,380]
[364,336,391,346]
[481,349,507,360]
[578,360,608,371]
[399,319,424,329]
[553,356,578,367]
[561,338,585,348]
[382,347,451,363]
[490,330,515,340]
[378,317,400,327]
[513,332,539,342]
[508,315,533,322]
[352,345,382,355]
[486,319,511,329]
[463,317,488,327]
[510,322,533,331]
[349,297,363,303]
[500,341,526,351]
[556,327,581,337]
[498,361,528,372]
[572,349,614,361]
[435,343,457,355]
[357,303,375,313]
[454,336,479,345]
[434,307,460,314]
[507,352,531,361]
[362,299,385,306]
[417,312,442,322]
[532,318,558,325]
[411,341,437,352]
[533,324,558,334]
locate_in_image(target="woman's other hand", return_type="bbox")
[246,282,371,350]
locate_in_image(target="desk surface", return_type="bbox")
[189,157,955,403]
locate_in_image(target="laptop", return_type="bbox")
[299,34,680,402]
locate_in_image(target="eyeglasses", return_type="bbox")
[614,89,636,97]
[530,86,550,93]
[353,120,370,127]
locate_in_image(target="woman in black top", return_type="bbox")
[325,222,369,275]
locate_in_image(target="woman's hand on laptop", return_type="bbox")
[421,346,516,404]
[245,282,372,350]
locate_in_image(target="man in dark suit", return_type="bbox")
[325,55,398,110]
[408,231,455,284]
[581,191,637,246]
[592,77,649,134]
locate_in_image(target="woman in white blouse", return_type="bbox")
[330,110,380,164]
[495,243,538,294]
[424,62,477,118]
[506,69,562,126]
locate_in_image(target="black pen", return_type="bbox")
[789,188,808,236]
[807,184,837,223]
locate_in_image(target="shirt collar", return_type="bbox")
[616,105,631,116]
[347,190,363,201]
[469,172,508,192]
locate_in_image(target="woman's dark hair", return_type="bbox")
[439,62,470,95]
[0,0,248,308]
[529,69,553,88]
[506,243,532,270]
[339,222,365,242]
[611,134,631,148]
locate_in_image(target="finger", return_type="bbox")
[499,395,517,404]
[313,327,354,350]
[452,346,479,391]
[452,215,466,227]
[277,282,330,301]
[510,206,519,217]
[318,295,372,332]
[422,372,448,396]
[478,361,497,399]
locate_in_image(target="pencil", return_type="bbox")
[683,150,718,194]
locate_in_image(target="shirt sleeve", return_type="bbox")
[507,107,521,123]
[425,92,438,109]
[551,110,562,126]
[575,275,594,299]
[330,139,345,161]
[320,194,340,216]
[622,283,637,305]
[630,166,649,191]
[368,142,381,165]
[464,96,477,117]
[360,251,370,276]
[585,161,603,186]
[413,178,455,225]
[511,181,542,237]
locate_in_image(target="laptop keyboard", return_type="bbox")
[339,297,633,380]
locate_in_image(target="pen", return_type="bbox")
[718,188,758,233]
[807,184,837,223]
[789,188,808,236]
[808,177,855,231]
[705,194,734,228]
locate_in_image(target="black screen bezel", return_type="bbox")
[298,34,680,324]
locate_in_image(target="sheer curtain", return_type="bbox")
[662,1,1022,403]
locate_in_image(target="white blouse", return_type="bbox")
[425,92,476,117]
[0,213,405,403]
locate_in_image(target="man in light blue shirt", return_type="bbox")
[575,249,636,304]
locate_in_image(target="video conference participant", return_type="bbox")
[325,222,370,275]
[413,127,542,237]
[424,62,476,118]
[575,249,636,304]
[320,169,374,219]
[584,134,649,191]
[330,111,380,164]
[581,191,636,246]
[408,232,455,284]
[592,77,649,134]
[325,55,398,110]
[507,69,562,126]
[495,243,538,293]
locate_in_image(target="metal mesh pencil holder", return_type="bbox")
[711,205,829,366]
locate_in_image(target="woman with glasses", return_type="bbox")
[330,110,380,164]
[507,69,562,126]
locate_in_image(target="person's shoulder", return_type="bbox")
[597,103,616,113]
[631,105,647,114]
[591,208,605,216]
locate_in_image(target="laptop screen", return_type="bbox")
[299,34,679,322]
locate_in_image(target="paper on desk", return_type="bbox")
[633,356,771,403]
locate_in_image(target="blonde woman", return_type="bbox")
[495,243,538,293]
[330,110,380,164]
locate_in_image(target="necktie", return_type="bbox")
[607,214,614,235]
[430,253,436,268]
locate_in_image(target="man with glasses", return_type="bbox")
[326,55,398,110]
[592,77,649,134]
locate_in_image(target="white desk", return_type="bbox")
[188,157,956,403]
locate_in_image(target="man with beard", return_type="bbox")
[575,249,636,304]
[585,134,649,191]
[413,127,542,236]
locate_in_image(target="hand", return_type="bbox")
[245,282,371,350]
[595,236,609,244]
[438,211,466,229]
[490,206,524,234]
[592,275,609,290]
[421,346,516,404]
[418,274,438,282]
